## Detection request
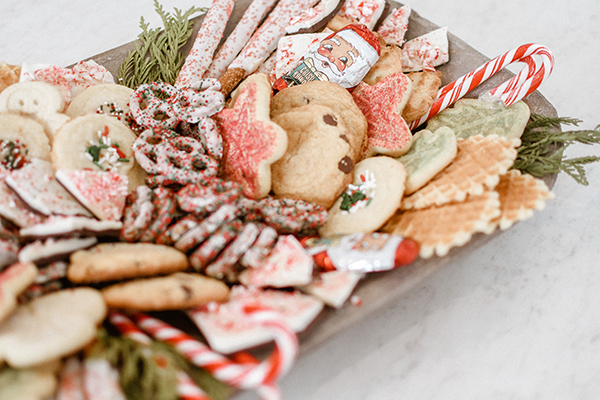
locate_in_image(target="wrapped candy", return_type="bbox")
[273,24,381,90]
[304,232,420,273]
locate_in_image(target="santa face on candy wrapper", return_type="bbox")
[315,35,360,75]
[305,27,379,86]
[273,24,381,90]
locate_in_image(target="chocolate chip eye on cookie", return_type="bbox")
[2,0,592,399]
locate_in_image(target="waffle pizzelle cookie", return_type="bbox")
[390,190,501,258]
[401,134,519,210]
[492,169,554,230]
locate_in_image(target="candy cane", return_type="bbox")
[108,310,153,346]
[132,306,298,400]
[108,311,212,400]
[409,43,554,129]
[176,370,213,400]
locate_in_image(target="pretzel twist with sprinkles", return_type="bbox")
[129,80,225,131]
[133,128,219,186]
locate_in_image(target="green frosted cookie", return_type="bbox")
[425,98,530,141]
[397,127,457,194]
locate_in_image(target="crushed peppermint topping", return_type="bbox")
[85,125,129,172]
[340,169,377,214]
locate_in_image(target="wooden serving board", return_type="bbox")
[85,0,558,357]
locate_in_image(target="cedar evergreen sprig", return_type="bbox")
[513,114,600,185]
[118,0,206,88]
[89,328,232,400]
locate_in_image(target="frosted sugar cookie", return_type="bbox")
[319,155,407,237]
[426,98,531,142]
[396,127,457,195]
[401,134,518,210]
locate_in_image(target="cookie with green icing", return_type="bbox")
[425,98,530,142]
[396,127,457,194]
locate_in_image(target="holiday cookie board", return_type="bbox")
[80,0,560,356]
[0,0,562,398]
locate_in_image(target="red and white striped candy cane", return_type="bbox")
[109,310,153,345]
[409,43,554,130]
[176,371,213,400]
[132,306,298,400]
[108,311,212,400]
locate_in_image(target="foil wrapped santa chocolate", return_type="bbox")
[303,232,419,273]
[273,24,381,91]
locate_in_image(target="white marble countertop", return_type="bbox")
[2,0,599,399]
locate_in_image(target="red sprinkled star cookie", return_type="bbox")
[216,73,288,199]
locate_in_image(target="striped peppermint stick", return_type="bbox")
[132,306,298,400]
[108,310,153,345]
[409,43,554,130]
[108,311,212,400]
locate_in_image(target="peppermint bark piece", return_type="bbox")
[6,159,92,217]
[55,169,128,221]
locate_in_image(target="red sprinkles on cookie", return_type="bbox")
[216,74,287,199]
[352,72,413,157]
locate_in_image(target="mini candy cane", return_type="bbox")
[108,311,212,400]
[132,308,298,400]
[175,0,236,88]
[409,43,554,129]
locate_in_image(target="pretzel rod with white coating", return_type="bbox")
[205,0,279,79]
[175,0,236,88]
[227,0,320,75]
